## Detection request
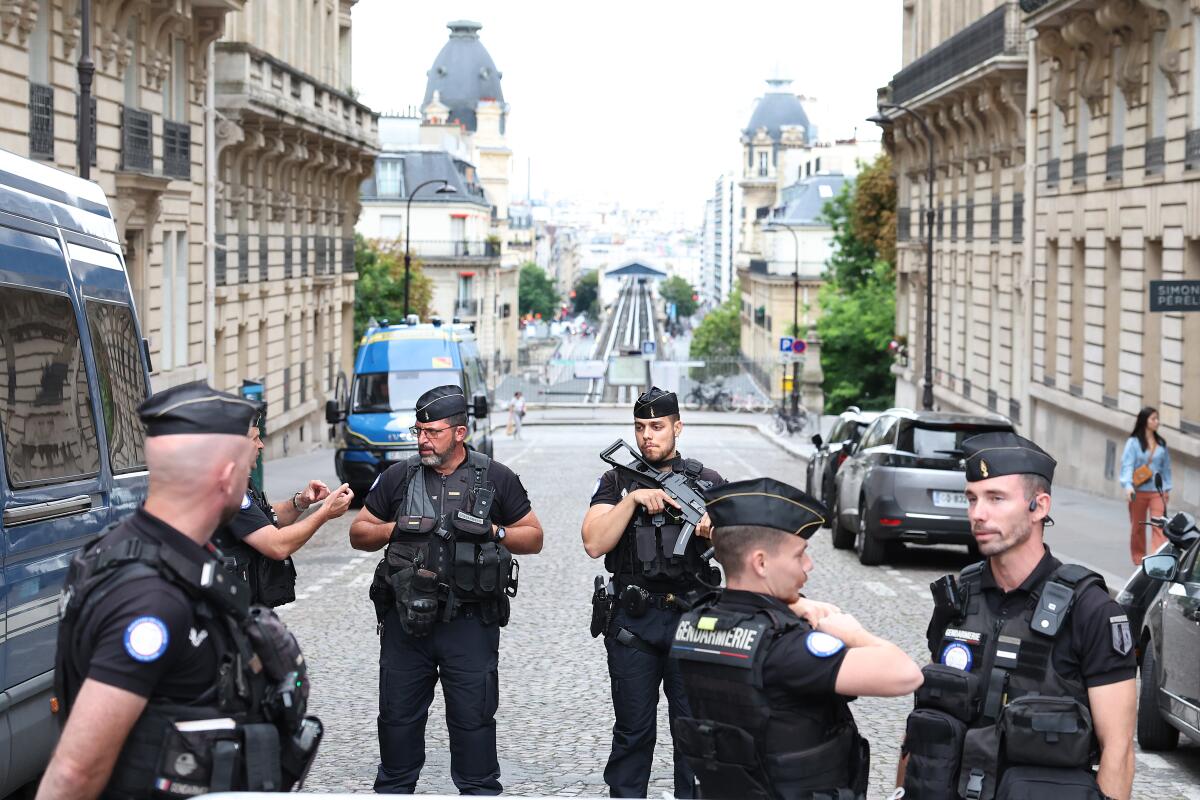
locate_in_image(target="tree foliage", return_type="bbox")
[817,152,897,413]
[519,262,560,319]
[660,275,698,319]
[354,235,432,339]
[690,288,741,376]
[572,270,600,319]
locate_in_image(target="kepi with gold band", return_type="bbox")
[705,476,828,538]
[960,430,1056,483]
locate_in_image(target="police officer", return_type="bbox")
[898,432,1135,800]
[669,477,923,799]
[38,381,322,800]
[349,385,543,795]
[581,387,726,798]
[213,416,354,606]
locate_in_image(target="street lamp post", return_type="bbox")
[774,222,802,417]
[871,101,936,411]
[403,178,458,318]
[77,0,94,180]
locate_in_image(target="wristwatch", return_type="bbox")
[495,526,506,541]
[291,492,306,511]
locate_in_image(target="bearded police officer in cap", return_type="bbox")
[40,382,322,800]
[581,386,726,798]
[898,432,1135,800]
[671,477,923,800]
[349,384,544,794]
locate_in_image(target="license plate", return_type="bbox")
[932,491,968,509]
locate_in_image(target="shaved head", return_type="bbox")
[146,433,255,530]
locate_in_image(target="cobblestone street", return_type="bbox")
[270,424,1200,797]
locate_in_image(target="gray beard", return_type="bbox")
[420,452,445,467]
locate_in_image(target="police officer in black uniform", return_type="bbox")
[898,432,1135,800]
[213,415,354,607]
[349,385,544,795]
[581,387,726,798]
[39,381,322,800]
[669,477,924,799]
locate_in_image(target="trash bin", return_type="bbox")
[241,379,265,489]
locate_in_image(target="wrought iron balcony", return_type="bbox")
[1145,137,1165,175]
[120,106,153,172]
[1187,129,1200,171]
[990,197,1001,243]
[892,3,1025,104]
[409,240,500,260]
[1013,193,1024,242]
[454,298,479,317]
[28,83,54,159]
[897,207,911,241]
[162,121,191,179]
[1105,145,1124,182]
[342,237,355,273]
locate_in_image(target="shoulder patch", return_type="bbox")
[369,475,380,493]
[240,493,252,510]
[1110,615,1133,656]
[592,477,602,498]
[940,641,974,671]
[124,616,169,662]
[805,631,846,658]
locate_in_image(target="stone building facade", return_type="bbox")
[881,0,1198,505]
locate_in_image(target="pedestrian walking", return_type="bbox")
[509,390,526,439]
[39,382,321,800]
[581,387,725,798]
[349,385,543,794]
[670,477,922,799]
[1121,406,1173,565]
[898,432,1136,800]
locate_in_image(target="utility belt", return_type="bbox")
[589,577,694,639]
[370,517,519,638]
[902,664,1099,800]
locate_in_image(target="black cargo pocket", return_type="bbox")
[995,765,1102,800]
[903,708,966,800]
[385,540,425,570]
[1000,695,1093,769]
[957,724,1000,800]
[455,542,477,592]
[477,542,500,594]
[154,723,243,796]
[916,663,984,723]
[634,525,658,562]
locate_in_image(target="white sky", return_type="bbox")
[351,1,902,225]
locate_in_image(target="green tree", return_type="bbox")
[572,270,600,318]
[519,262,560,319]
[817,152,897,413]
[689,288,741,376]
[660,275,698,319]
[353,235,432,339]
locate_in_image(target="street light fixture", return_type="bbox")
[770,221,803,417]
[869,101,936,411]
[404,178,458,318]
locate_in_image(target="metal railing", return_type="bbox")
[454,298,478,316]
[162,120,190,178]
[950,203,959,241]
[28,83,54,159]
[965,200,975,242]
[1146,137,1165,175]
[342,237,355,273]
[120,106,153,171]
[408,240,501,259]
[892,4,1024,104]
[1105,145,1124,182]
[898,207,911,241]
[990,197,1000,243]
[1013,193,1024,242]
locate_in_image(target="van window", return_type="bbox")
[0,287,101,486]
[85,300,147,472]
[353,369,461,414]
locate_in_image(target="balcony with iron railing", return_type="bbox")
[28,83,54,160]
[409,240,500,261]
[454,298,480,317]
[1146,137,1165,176]
[120,107,153,171]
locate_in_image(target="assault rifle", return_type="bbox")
[600,439,710,558]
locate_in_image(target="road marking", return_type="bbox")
[305,584,325,595]
[886,569,903,576]
[317,577,333,585]
[1136,753,1175,771]
[505,443,535,467]
[723,448,759,478]
[863,581,897,597]
[293,594,309,601]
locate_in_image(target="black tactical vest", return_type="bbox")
[54,524,321,798]
[671,595,868,800]
[905,560,1106,800]
[369,450,518,636]
[212,482,297,608]
[604,458,716,591]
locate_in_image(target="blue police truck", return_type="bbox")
[0,148,152,795]
[327,319,492,499]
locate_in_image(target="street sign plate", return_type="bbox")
[779,337,794,352]
[792,340,807,354]
[641,340,656,355]
[1149,280,1200,312]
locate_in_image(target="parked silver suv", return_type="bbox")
[831,408,1014,565]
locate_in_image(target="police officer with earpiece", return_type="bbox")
[212,416,353,607]
[581,387,726,799]
[898,432,1136,800]
[38,382,322,800]
[349,385,543,795]
[670,477,924,799]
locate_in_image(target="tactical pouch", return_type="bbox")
[591,576,614,638]
[768,724,861,795]
[242,607,310,727]
[396,567,439,637]
[957,724,1000,800]
[279,715,323,790]
[672,716,774,800]
[619,584,650,617]
[369,558,393,627]
[154,721,244,796]
[394,515,437,538]
[254,555,297,608]
[902,708,966,800]
[1000,695,1094,769]
[634,525,658,565]
[994,766,1102,799]
[916,663,983,723]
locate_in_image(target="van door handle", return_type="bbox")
[3,494,94,526]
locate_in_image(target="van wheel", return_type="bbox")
[855,497,885,566]
[830,496,854,550]
[1137,644,1180,751]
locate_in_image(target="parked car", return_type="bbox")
[805,407,879,511]
[0,147,152,795]
[831,408,1014,565]
[1133,512,1200,751]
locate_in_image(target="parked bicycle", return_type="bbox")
[684,380,734,411]
[772,405,809,435]
[728,391,772,414]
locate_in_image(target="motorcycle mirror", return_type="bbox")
[1168,512,1197,538]
[811,434,823,447]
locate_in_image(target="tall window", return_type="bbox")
[1076,69,1090,159]
[376,160,403,197]
[1069,239,1086,392]
[160,231,189,369]
[162,37,187,120]
[29,0,50,84]
[1103,239,1121,403]
[1044,240,1059,381]
[1110,46,1126,148]
[1150,32,1167,140]
[758,151,768,177]
[1143,240,1162,409]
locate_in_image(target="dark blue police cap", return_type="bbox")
[416,385,467,423]
[634,386,678,419]
[961,431,1056,483]
[137,381,261,437]
[705,477,828,539]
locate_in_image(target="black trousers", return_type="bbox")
[374,607,501,795]
[603,605,696,799]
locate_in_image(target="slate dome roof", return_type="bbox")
[423,20,506,134]
[745,78,811,142]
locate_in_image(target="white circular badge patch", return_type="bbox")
[240,493,252,510]
[941,642,973,671]
[370,475,381,493]
[805,631,846,658]
[124,616,169,662]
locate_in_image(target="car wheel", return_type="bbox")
[854,496,886,565]
[1137,643,1180,751]
[830,495,855,550]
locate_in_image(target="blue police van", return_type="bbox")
[327,319,492,499]
[0,148,151,796]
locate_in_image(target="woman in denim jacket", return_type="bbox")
[1120,406,1173,564]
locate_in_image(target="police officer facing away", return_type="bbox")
[349,385,543,795]
[213,418,353,606]
[39,382,322,800]
[581,387,725,799]
[671,477,923,800]
[899,432,1135,800]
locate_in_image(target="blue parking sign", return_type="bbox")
[779,337,794,352]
